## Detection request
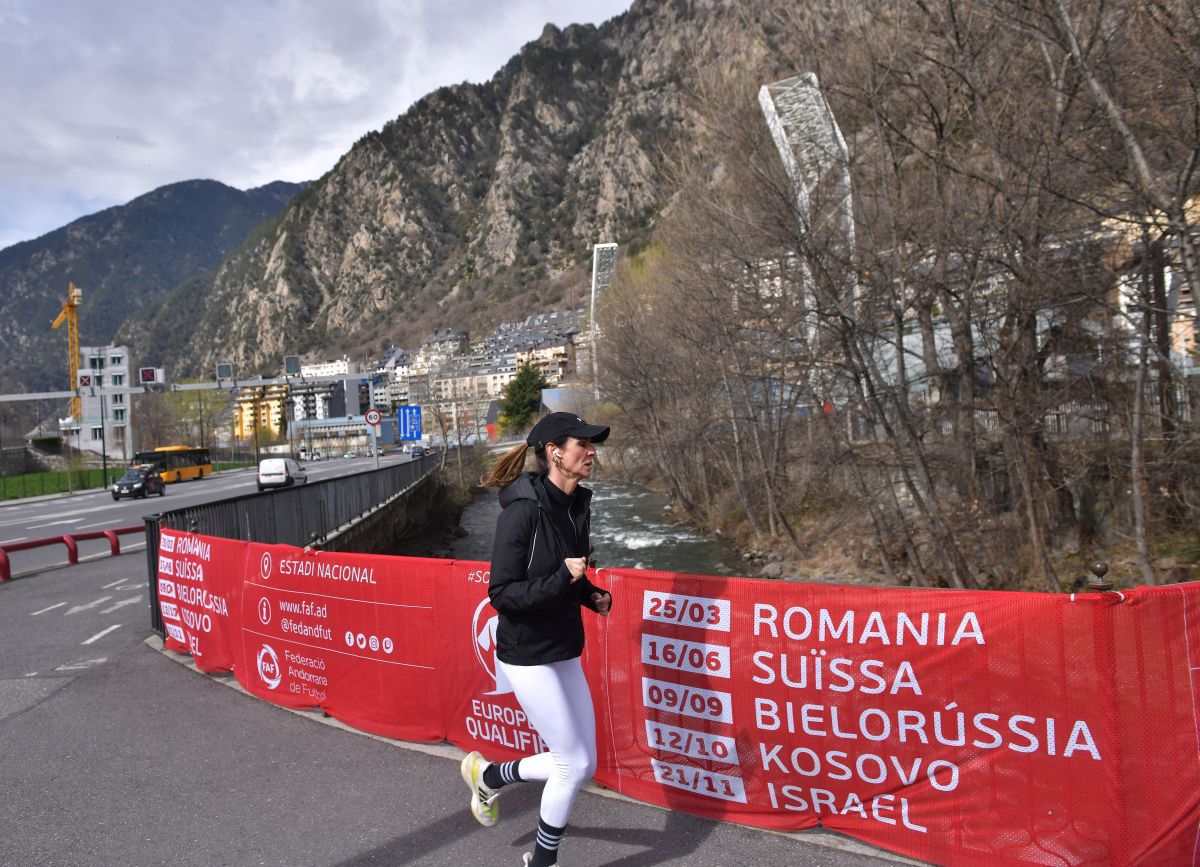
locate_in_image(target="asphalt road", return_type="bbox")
[0,455,403,577]
[0,488,917,867]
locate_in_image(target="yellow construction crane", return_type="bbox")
[51,282,84,420]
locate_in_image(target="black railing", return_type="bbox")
[145,454,439,635]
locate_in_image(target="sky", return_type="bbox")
[0,0,633,251]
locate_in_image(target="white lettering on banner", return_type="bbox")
[284,649,327,671]
[157,578,176,599]
[174,585,229,616]
[174,536,211,561]
[765,785,927,832]
[642,634,731,678]
[282,618,333,641]
[758,743,960,791]
[642,677,733,724]
[643,591,731,632]
[158,556,174,576]
[467,700,546,753]
[646,721,739,764]
[278,558,315,577]
[315,562,377,584]
[651,759,747,803]
[181,609,212,633]
[278,599,328,618]
[159,601,180,621]
[627,587,1107,838]
[752,699,1101,760]
[751,652,922,695]
[752,604,986,646]
[158,534,176,553]
[282,648,328,700]
[287,666,329,686]
[165,622,186,643]
[179,561,204,582]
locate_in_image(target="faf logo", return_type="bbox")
[259,551,273,581]
[257,644,282,689]
[472,597,512,696]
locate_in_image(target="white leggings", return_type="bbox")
[496,656,597,828]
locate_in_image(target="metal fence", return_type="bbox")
[145,454,438,635]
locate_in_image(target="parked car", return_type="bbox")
[410,446,426,459]
[257,458,308,492]
[112,465,166,500]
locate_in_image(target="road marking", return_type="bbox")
[0,536,28,544]
[82,624,121,645]
[55,657,108,671]
[102,579,127,588]
[26,518,85,530]
[24,672,38,677]
[100,596,142,614]
[66,596,112,615]
[31,602,67,615]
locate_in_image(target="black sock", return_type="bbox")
[482,759,522,790]
[529,818,565,867]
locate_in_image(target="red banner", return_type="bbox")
[584,569,1200,865]
[236,543,446,742]
[156,529,244,672]
[156,534,1200,865]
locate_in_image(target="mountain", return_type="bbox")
[121,0,797,376]
[0,179,305,392]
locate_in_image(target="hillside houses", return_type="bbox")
[256,309,586,451]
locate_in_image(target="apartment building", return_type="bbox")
[59,344,132,460]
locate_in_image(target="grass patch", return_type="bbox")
[0,468,116,500]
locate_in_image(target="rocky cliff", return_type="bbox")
[127,0,798,376]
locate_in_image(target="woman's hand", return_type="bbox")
[591,591,612,616]
[565,557,587,582]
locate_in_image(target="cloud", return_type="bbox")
[0,0,631,250]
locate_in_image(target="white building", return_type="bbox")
[60,344,132,460]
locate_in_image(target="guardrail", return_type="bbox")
[144,454,441,634]
[0,525,144,581]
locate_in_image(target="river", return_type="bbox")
[448,480,741,576]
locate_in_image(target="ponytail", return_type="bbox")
[479,442,530,487]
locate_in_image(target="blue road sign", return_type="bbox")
[397,405,422,441]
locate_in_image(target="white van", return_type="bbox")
[257,458,308,492]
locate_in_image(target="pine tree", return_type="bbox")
[497,363,549,433]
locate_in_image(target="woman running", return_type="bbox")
[461,412,612,867]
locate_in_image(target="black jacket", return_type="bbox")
[488,472,607,665]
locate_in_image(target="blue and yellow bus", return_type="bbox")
[132,446,212,483]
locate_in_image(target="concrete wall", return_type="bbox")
[317,473,462,556]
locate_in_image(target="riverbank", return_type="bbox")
[601,450,1199,591]
[426,480,744,576]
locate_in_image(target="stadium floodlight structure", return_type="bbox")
[758,73,856,313]
[589,242,619,399]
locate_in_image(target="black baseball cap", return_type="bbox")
[526,412,610,452]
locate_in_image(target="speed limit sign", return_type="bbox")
[365,408,382,426]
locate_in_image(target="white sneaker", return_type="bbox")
[522,853,558,866]
[460,750,500,827]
